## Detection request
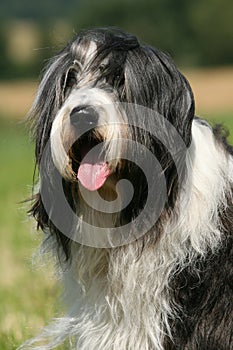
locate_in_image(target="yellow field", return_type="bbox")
[0,81,37,120]
[184,67,233,116]
[0,67,232,119]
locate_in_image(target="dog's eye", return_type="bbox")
[99,64,107,74]
[66,70,77,88]
[63,69,78,97]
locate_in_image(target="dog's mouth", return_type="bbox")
[69,134,112,191]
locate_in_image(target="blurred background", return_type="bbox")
[0,1,233,348]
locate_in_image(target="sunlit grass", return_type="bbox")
[208,112,233,143]
[0,117,58,349]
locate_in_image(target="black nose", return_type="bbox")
[70,105,99,128]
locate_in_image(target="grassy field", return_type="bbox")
[0,117,59,349]
[0,81,233,348]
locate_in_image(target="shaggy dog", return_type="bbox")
[20,28,233,349]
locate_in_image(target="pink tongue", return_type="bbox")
[77,162,111,191]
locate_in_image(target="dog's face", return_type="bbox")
[30,28,195,257]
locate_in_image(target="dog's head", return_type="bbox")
[30,28,195,258]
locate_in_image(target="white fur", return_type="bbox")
[19,119,233,350]
[71,40,97,69]
[50,87,127,181]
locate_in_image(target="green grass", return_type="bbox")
[207,112,233,143]
[0,112,232,349]
[0,117,58,349]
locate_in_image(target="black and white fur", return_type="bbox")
[20,28,233,349]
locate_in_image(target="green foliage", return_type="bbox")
[0,0,78,22]
[0,0,233,79]
[189,0,233,65]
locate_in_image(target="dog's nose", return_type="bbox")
[70,106,99,128]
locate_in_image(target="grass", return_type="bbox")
[0,112,232,349]
[207,111,233,141]
[0,117,58,349]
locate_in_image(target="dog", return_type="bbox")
[20,28,233,349]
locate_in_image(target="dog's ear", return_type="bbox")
[29,192,48,231]
[27,49,77,261]
[28,51,72,166]
[124,46,195,148]
[29,190,72,261]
